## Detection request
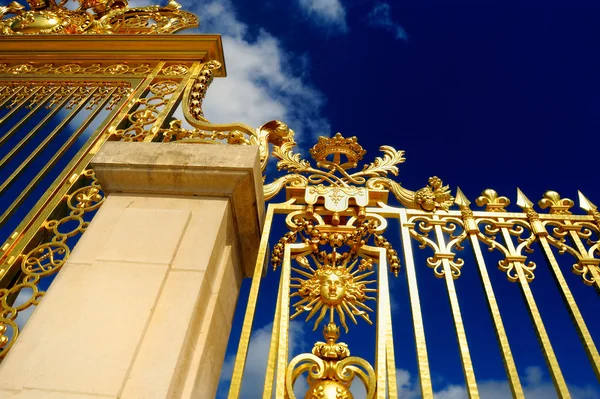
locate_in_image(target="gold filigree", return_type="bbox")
[0,0,197,35]
[109,79,176,141]
[0,62,153,76]
[160,64,189,76]
[0,81,131,111]
[0,169,104,358]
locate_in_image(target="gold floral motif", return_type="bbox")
[160,64,189,76]
[414,176,454,212]
[0,169,104,358]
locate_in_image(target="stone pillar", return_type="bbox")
[0,143,264,399]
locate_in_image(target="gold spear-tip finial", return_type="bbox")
[578,190,597,213]
[516,188,534,209]
[454,187,471,208]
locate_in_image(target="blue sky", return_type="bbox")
[176,0,600,397]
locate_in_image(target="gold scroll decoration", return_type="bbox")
[0,0,197,35]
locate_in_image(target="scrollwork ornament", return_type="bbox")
[0,0,198,35]
[0,169,104,359]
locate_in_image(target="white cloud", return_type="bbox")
[298,0,348,33]
[433,366,600,399]
[190,0,330,142]
[218,321,308,398]
[129,0,330,143]
[367,3,408,41]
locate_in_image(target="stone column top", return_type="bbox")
[91,142,264,276]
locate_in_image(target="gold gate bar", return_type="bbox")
[0,86,97,199]
[0,86,61,148]
[0,86,43,128]
[0,77,144,285]
[0,86,71,169]
[376,245,398,398]
[399,208,433,398]
[262,269,283,399]
[0,86,103,226]
[0,86,24,110]
[433,220,479,398]
[538,236,600,381]
[375,245,388,398]
[470,235,524,397]
[498,224,571,398]
[274,243,294,398]
[228,203,277,399]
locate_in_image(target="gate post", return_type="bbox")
[0,142,264,399]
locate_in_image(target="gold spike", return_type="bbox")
[516,188,534,209]
[578,191,597,213]
[454,187,471,208]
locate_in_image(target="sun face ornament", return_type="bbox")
[290,254,377,333]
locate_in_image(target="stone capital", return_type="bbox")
[91,142,264,276]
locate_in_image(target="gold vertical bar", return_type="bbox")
[538,236,600,381]
[0,86,42,127]
[470,235,524,397]
[399,209,433,398]
[0,85,93,196]
[376,247,388,399]
[262,270,283,399]
[433,222,479,398]
[0,77,141,286]
[0,86,102,226]
[378,249,398,398]
[0,86,23,109]
[0,86,67,167]
[274,243,293,398]
[0,86,50,145]
[228,204,275,399]
[499,227,571,398]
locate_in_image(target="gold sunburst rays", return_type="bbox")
[290,253,377,333]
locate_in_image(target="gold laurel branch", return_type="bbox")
[351,145,405,179]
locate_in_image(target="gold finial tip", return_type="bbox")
[454,187,471,207]
[516,188,534,209]
[578,191,597,212]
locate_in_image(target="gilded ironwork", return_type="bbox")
[285,322,376,399]
[0,62,153,76]
[0,9,598,399]
[0,169,103,358]
[0,0,197,35]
